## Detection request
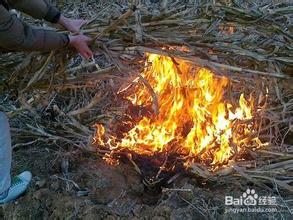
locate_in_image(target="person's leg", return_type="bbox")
[0,112,32,204]
[0,112,12,196]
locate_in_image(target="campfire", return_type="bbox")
[93,51,264,171]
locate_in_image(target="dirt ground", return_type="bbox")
[0,145,291,219]
[0,146,205,219]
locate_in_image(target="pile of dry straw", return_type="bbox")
[0,0,292,194]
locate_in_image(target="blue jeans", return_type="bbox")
[0,112,11,194]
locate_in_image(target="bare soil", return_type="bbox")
[1,145,291,219]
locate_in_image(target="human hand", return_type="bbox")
[58,15,88,33]
[69,35,93,59]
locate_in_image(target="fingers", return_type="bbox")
[81,19,90,26]
[67,19,88,33]
[80,39,93,59]
[69,34,93,59]
[83,35,93,42]
[80,49,93,59]
[81,51,92,59]
[81,45,93,59]
[76,19,89,30]
[82,35,94,46]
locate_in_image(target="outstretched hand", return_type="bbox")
[58,15,93,59]
[69,35,93,59]
[58,15,88,33]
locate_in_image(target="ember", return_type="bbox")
[94,52,263,170]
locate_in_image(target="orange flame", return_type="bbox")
[94,53,261,169]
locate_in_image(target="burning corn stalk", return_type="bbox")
[93,52,265,170]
